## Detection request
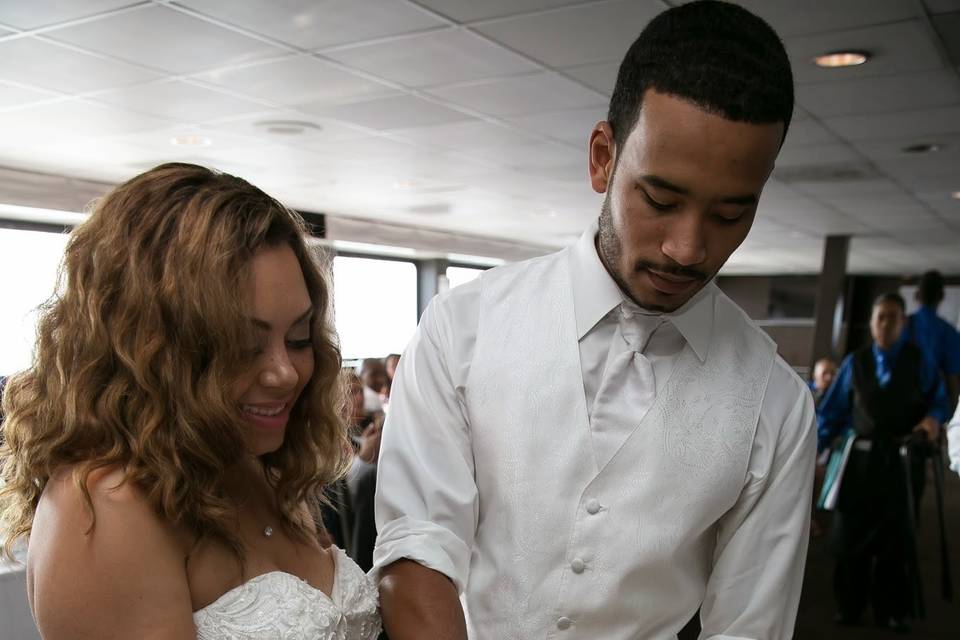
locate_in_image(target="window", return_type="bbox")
[445,266,484,290]
[332,256,417,360]
[0,228,70,376]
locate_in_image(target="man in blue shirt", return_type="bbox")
[904,270,960,520]
[818,293,949,632]
[906,270,960,403]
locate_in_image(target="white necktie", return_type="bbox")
[589,306,662,470]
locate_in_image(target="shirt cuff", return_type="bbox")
[368,515,472,594]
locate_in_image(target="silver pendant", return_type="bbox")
[263,526,274,537]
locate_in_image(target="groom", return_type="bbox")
[372,2,816,638]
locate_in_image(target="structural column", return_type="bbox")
[417,259,446,321]
[810,235,850,368]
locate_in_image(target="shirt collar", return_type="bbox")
[917,305,937,318]
[872,333,906,362]
[568,219,715,362]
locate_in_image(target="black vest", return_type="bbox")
[851,342,927,441]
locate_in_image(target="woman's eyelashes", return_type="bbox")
[286,337,312,350]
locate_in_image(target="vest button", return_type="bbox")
[585,498,601,515]
[556,617,572,630]
[571,558,586,573]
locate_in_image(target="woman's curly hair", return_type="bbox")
[0,163,352,560]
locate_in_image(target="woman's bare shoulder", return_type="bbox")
[28,465,196,639]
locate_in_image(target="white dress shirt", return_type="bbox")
[947,402,960,475]
[373,222,816,639]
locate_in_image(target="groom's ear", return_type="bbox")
[589,121,616,194]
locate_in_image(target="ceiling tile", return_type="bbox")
[460,139,580,169]
[178,0,445,50]
[428,72,606,117]
[790,177,905,198]
[931,11,960,67]
[874,155,960,190]
[0,100,170,147]
[325,28,537,88]
[94,80,266,122]
[391,119,537,150]
[302,94,473,130]
[713,0,918,37]
[505,106,605,145]
[924,1,960,13]
[776,143,861,168]
[198,55,396,108]
[0,37,159,93]
[114,125,261,155]
[915,190,960,214]
[783,119,840,147]
[830,191,927,217]
[787,20,944,85]
[852,132,960,161]
[413,0,590,23]
[798,69,960,118]
[893,228,960,245]
[49,5,285,74]
[561,61,620,96]
[0,0,134,30]
[474,0,662,67]
[0,80,59,108]
[208,110,370,147]
[856,210,946,231]
[824,106,960,142]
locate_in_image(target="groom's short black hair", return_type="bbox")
[607,0,794,151]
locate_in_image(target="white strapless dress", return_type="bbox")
[193,546,381,639]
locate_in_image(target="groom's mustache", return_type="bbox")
[633,260,708,281]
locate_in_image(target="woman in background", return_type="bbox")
[0,163,380,639]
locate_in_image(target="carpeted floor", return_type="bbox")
[793,458,959,639]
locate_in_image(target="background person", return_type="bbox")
[817,292,949,632]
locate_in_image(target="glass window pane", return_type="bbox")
[0,229,69,376]
[333,256,417,360]
[446,266,483,290]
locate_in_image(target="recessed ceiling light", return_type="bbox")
[951,191,960,200]
[170,134,212,147]
[902,142,943,154]
[812,50,870,68]
[253,120,322,135]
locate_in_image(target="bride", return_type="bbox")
[0,163,380,639]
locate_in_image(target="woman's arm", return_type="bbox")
[28,467,196,639]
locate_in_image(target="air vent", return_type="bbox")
[407,203,451,215]
[253,120,322,135]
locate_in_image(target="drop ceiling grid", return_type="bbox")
[0,0,956,273]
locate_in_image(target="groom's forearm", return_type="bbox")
[379,559,467,640]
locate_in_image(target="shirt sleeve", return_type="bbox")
[816,355,854,452]
[920,350,952,424]
[369,291,479,593]
[948,403,960,475]
[699,364,817,640]
[945,323,960,376]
